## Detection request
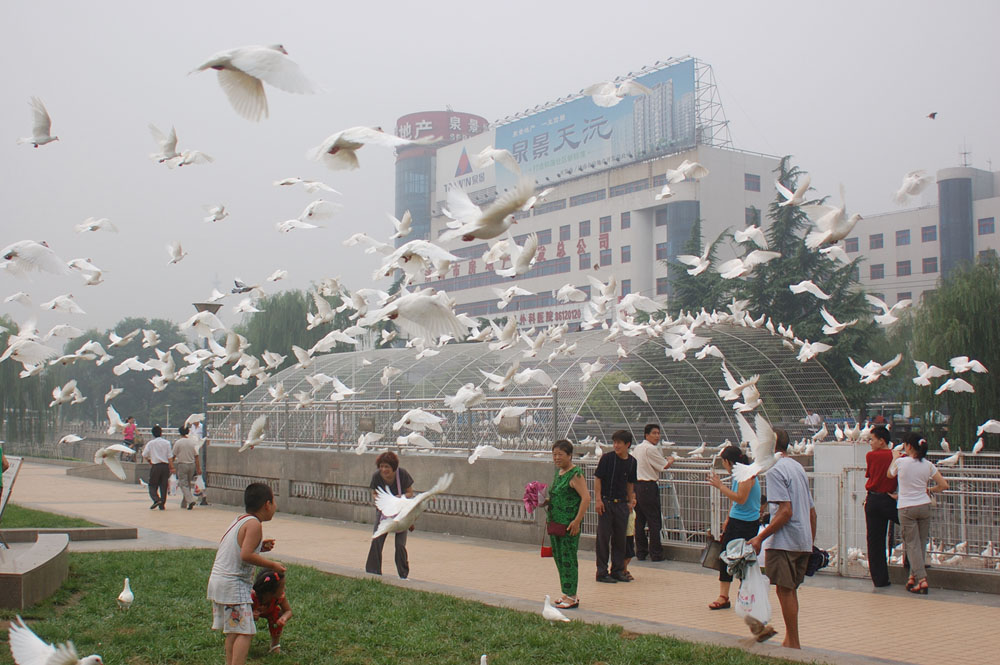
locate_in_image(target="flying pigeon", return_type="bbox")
[372,472,454,538]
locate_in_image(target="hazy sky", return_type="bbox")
[2,0,998,334]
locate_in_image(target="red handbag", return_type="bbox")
[546,521,568,537]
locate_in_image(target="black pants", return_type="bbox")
[148,463,170,506]
[719,517,760,582]
[865,492,898,586]
[633,481,663,559]
[596,500,629,577]
[366,517,409,579]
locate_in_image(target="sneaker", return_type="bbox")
[596,574,618,583]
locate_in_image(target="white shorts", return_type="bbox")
[211,602,256,634]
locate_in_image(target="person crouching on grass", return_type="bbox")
[252,570,292,654]
[207,482,285,665]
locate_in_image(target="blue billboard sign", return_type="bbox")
[494,59,696,190]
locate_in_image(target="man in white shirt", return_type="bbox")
[142,424,173,510]
[631,424,675,562]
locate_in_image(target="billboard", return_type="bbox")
[494,59,696,190]
[435,129,497,204]
[395,111,488,145]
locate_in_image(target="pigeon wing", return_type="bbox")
[230,47,319,94]
[29,98,53,138]
[217,68,268,122]
[373,486,407,518]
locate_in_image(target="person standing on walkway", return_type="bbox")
[749,429,816,649]
[123,416,137,459]
[171,424,202,510]
[594,429,637,583]
[142,424,172,510]
[707,445,761,610]
[547,439,590,609]
[632,424,674,562]
[889,433,948,595]
[365,452,413,579]
[864,426,898,587]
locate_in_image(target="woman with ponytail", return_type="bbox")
[707,445,762,609]
[889,433,949,594]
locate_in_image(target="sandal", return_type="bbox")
[268,644,281,654]
[907,579,929,595]
[905,575,916,591]
[623,571,635,581]
[708,595,731,610]
[554,596,580,609]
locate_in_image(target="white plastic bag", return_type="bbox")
[734,560,771,627]
[194,474,206,495]
[168,473,178,495]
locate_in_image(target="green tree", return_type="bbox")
[910,256,1000,448]
[665,219,732,316]
[0,315,55,443]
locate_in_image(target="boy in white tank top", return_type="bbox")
[207,482,285,665]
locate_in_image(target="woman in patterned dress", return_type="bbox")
[547,439,591,609]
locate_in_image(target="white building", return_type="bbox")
[851,166,1000,304]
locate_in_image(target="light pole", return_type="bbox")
[165,404,171,428]
[192,302,223,506]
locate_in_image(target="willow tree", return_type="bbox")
[911,256,1000,449]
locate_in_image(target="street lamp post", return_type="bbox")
[192,302,223,506]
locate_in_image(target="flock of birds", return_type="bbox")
[842,540,1000,572]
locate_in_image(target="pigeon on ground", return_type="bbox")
[372,472,454,538]
[9,616,102,665]
[117,578,134,610]
[16,98,59,147]
[541,595,571,623]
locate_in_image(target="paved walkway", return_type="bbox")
[11,462,999,665]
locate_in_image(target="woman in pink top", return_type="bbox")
[888,433,948,595]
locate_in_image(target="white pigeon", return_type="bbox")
[583,78,652,107]
[192,44,319,121]
[58,434,84,445]
[49,380,79,407]
[440,179,536,242]
[579,360,605,382]
[654,184,674,201]
[912,360,950,386]
[618,381,648,403]
[67,258,104,286]
[374,239,459,284]
[977,419,1000,436]
[939,437,951,452]
[40,324,83,341]
[106,405,126,435]
[555,284,588,303]
[775,174,811,207]
[492,405,527,425]
[273,176,340,194]
[849,353,903,384]
[731,413,778,482]
[392,409,444,433]
[513,367,553,389]
[74,217,118,233]
[444,383,485,413]
[865,294,911,326]
[381,366,403,386]
[4,292,32,307]
[716,250,781,279]
[804,187,862,248]
[9,616,102,665]
[819,244,852,263]
[971,438,985,455]
[934,377,975,395]
[495,233,538,278]
[472,145,521,174]
[797,340,832,363]
[308,126,437,170]
[41,294,85,315]
[665,159,709,184]
[949,356,988,374]
[541,595,571,623]
[1,241,68,277]
[789,280,830,300]
[176,149,214,166]
[166,242,187,265]
[240,414,268,452]
[820,307,858,335]
[938,451,962,467]
[117,578,134,610]
[359,291,469,342]
[893,170,934,205]
[468,444,504,465]
[521,187,554,211]
[204,205,229,223]
[149,124,181,164]
[493,285,532,310]
[675,247,712,276]
[95,444,134,480]
[734,225,768,249]
[388,210,413,240]
[355,432,382,455]
[16,97,59,147]
[372,472,454,538]
[397,432,433,448]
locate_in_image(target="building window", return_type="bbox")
[921,225,937,242]
[656,277,669,295]
[578,252,591,271]
[870,264,884,280]
[569,189,606,207]
[599,216,612,233]
[870,233,884,250]
[979,217,996,235]
[621,212,631,229]
[897,260,911,277]
[559,225,571,241]
[897,292,912,303]
[744,173,761,192]
[621,245,631,263]
[534,199,566,215]
[844,237,859,253]
[621,279,631,296]
[599,248,612,266]
[655,242,669,260]
[745,206,761,226]
[896,229,910,246]
[609,179,650,197]
[979,249,998,263]
[922,257,938,273]
[579,220,591,237]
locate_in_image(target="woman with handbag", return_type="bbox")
[706,445,761,610]
[365,452,414,579]
[547,439,590,609]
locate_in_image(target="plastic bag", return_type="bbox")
[168,473,178,495]
[734,560,771,628]
[194,475,206,496]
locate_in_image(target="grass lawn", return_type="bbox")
[0,503,99,528]
[0,549,803,665]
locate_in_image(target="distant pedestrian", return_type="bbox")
[546,439,590,609]
[864,426,898,587]
[631,423,675,562]
[123,416,137,460]
[707,445,761,610]
[365,452,413,579]
[749,429,816,649]
[594,429,637,584]
[889,433,949,595]
[142,424,172,510]
[171,424,202,510]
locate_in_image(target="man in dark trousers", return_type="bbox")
[631,423,675,561]
[141,424,172,510]
[864,425,898,587]
[594,429,637,583]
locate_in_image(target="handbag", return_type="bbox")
[700,538,724,571]
[540,527,553,557]
[546,521,568,537]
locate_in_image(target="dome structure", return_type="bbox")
[211,324,850,450]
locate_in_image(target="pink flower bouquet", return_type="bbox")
[523,480,548,515]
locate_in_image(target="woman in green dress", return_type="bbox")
[547,439,591,609]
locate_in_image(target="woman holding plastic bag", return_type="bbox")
[721,538,775,642]
[546,439,590,610]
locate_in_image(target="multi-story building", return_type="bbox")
[851,166,1000,304]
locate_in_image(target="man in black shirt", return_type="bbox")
[594,429,637,582]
